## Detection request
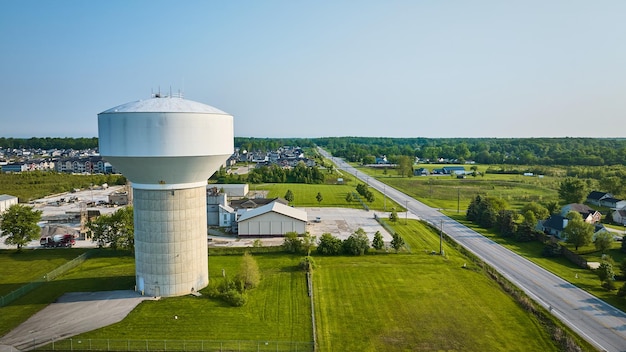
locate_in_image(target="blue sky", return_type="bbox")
[1,1,625,138]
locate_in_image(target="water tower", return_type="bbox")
[98,95,233,297]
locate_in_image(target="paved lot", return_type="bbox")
[0,186,126,250]
[0,290,155,352]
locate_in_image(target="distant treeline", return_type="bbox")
[312,137,626,167]
[0,137,98,150]
[4,136,626,167]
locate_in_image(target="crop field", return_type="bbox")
[261,182,403,211]
[313,220,560,351]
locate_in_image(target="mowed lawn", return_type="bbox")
[0,248,91,296]
[76,253,312,343]
[313,220,559,352]
[261,183,403,211]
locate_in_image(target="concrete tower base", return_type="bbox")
[133,186,208,297]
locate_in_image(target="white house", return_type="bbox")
[237,201,307,237]
[613,209,626,226]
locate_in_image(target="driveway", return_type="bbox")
[0,290,155,352]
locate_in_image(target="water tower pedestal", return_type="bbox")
[134,186,208,297]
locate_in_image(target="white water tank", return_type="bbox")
[98,95,234,297]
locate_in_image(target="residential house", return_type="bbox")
[442,166,466,175]
[613,209,626,226]
[541,213,608,240]
[414,167,430,176]
[560,204,602,224]
[601,197,626,210]
[586,191,613,206]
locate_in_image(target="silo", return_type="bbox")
[98,95,233,297]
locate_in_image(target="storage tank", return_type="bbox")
[98,95,233,297]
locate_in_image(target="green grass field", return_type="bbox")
[313,220,560,351]
[0,248,90,296]
[260,182,404,211]
[0,238,572,351]
[356,168,560,213]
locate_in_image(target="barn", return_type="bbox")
[237,201,307,237]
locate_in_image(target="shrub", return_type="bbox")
[617,282,626,297]
[223,289,248,307]
[317,233,342,255]
[541,243,562,258]
[300,256,316,271]
[601,280,616,291]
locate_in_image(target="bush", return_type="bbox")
[283,232,303,253]
[317,233,342,255]
[541,243,562,258]
[601,280,617,291]
[300,256,316,271]
[223,289,248,307]
[617,282,626,297]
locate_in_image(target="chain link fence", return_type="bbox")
[0,251,92,307]
[37,339,314,352]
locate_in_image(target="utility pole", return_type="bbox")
[440,219,444,255]
[383,185,386,211]
[405,200,408,224]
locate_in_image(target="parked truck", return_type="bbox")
[40,234,75,248]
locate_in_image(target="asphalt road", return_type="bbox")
[320,148,626,352]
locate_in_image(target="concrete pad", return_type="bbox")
[0,290,155,352]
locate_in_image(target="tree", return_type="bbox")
[594,232,614,254]
[497,210,518,237]
[238,252,260,290]
[563,211,594,251]
[87,206,134,250]
[283,232,303,253]
[372,231,384,250]
[0,204,42,251]
[396,155,413,177]
[521,202,549,220]
[597,261,615,283]
[316,192,323,205]
[544,201,560,215]
[390,233,405,253]
[559,178,587,204]
[345,192,353,203]
[342,228,369,255]
[389,209,399,223]
[301,232,316,256]
[317,233,342,255]
[284,189,294,204]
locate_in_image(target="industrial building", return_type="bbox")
[0,194,18,214]
[237,201,307,237]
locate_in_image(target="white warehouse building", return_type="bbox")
[0,194,18,214]
[237,202,307,237]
